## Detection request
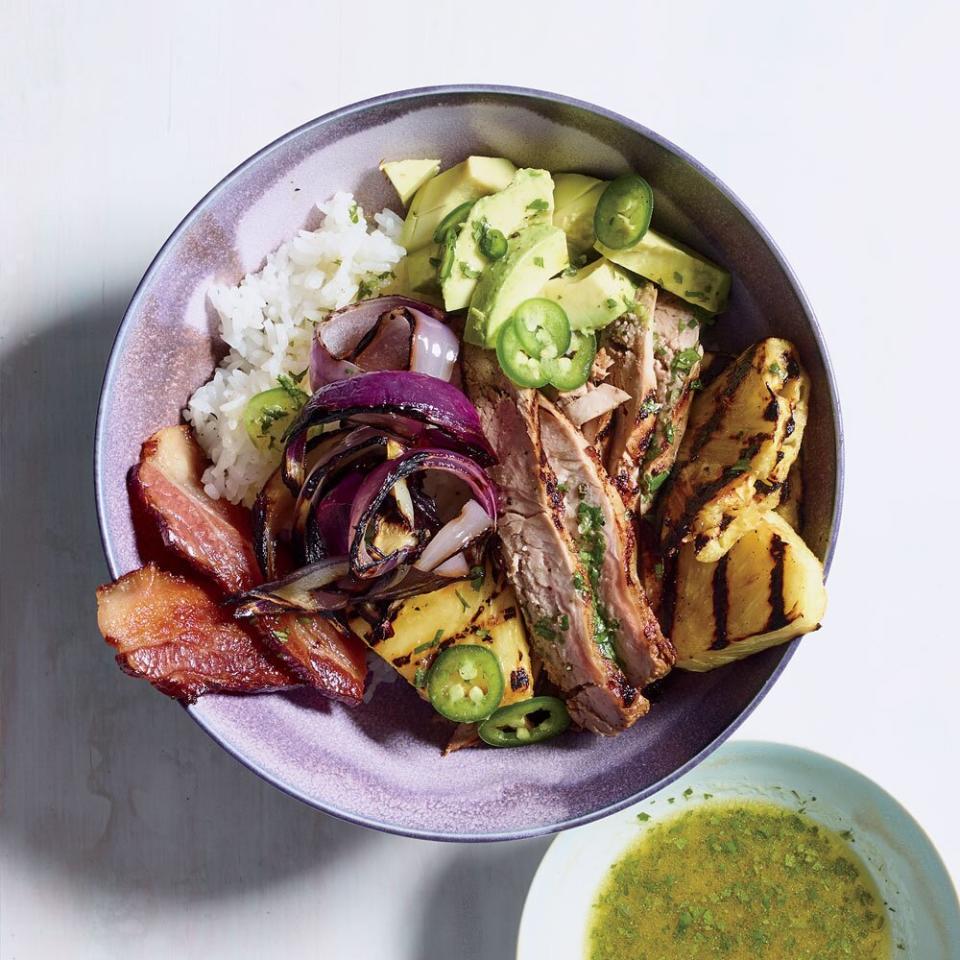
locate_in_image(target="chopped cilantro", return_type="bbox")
[272,629,289,644]
[413,666,428,688]
[526,198,549,212]
[729,457,751,475]
[276,373,308,404]
[348,201,360,224]
[604,298,617,309]
[469,565,485,591]
[673,271,684,284]
[769,362,782,375]
[413,630,443,654]
[645,471,669,495]
[533,256,544,268]
[672,347,702,373]
[654,561,664,579]
[459,261,482,279]
[663,422,675,445]
[639,397,663,418]
[534,617,557,641]
[637,811,651,822]
[455,589,470,612]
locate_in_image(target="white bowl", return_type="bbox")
[517,740,959,958]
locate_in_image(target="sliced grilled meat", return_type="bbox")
[538,398,674,688]
[604,282,660,508]
[130,425,368,703]
[97,564,299,701]
[463,346,647,735]
[605,287,703,514]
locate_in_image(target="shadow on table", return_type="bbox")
[0,287,371,903]
[412,836,551,960]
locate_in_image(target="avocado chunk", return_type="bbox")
[405,244,442,296]
[399,156,517,253]
[465,224,569,347]
[380,159,441,206]
[596,230,731,313]
[440,169,554,311]
[553,174,607,257]
[541,259,637,331]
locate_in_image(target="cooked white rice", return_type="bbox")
[184,192,406,506]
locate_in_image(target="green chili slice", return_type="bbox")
[426,645,504,723]
[432,201,476,244]
[511,297,571,359]
[593,174,654,249]
[479,227,508,260]
[242,386,306,451]
[541,331,597,392]
[496,319,549,389]
[478,696,571,747]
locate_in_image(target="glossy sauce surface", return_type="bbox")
[588,799,891,959]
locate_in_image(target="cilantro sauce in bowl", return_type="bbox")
[517,742,959,960]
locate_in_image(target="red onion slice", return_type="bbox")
[310,296,454,391]
[433,553,470,578]
[283,371,495,491]
[415,499,493,573]
[348,448,498,580]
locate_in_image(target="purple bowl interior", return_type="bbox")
[95,86,841,840]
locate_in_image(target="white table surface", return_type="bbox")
[2,1,957,956]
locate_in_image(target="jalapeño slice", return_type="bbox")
[243,385,306,451]
[432,200,476,244]
[427,645,504,723]
[593,174,654,249]
[512,298,571,359]
[478,696,571,747]
[496,319,549,388]
[541,331,597,392]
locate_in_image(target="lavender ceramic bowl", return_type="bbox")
[95,85,843,841]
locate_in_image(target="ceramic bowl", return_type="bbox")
[517,741,960,957]
[95,86,843,840]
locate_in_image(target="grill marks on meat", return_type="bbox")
[111,425,368,704]
[463,346,658,735]
[537,399,674,688]
[97,565,299,701]
[605,287,702,513]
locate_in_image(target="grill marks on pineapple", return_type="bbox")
[710,555,731,650]
[767,534,790,631]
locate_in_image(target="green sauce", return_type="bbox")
[588,800,892,960]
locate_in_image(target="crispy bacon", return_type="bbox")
[97,565,299,700]
[128,425,368,703]
[133,425,259,594]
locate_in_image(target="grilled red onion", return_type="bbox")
[310,296,458,391]
[283,370,495,490]
[348,449,498,580]
[415,499,493,573]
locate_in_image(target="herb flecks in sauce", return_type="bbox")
[588,800,891,960]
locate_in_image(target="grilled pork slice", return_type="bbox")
[97,564,298,700]
[604,282,659,508]
[662,339,809,563]
[131,425,367,703]
[463,346,647,735]
[134,425,260,594]
[537,399,673,688]
[605,287,703,514]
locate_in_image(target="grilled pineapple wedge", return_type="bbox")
[671,511,826,670]
[350,563,533,707]
[776,463,803,530]
[662,339,809,563]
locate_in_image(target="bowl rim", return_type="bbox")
[94,84,845,842]
[516,740,960,958]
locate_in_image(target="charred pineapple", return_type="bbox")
[670,511,826,670]
[776,463,804,530]
[350,562,534,707]
[662,339,809,563]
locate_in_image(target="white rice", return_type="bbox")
[184,193,406,506]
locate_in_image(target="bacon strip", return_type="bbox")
[128,425,367,703]
[97,565,298,701]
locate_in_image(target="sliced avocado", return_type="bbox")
[541,259,637,331]
[553,175,607,257]
[441,169,554,311]
[380,159,441,206]
[597,229,731,313]
[465,224,569,347]
[405,244,442,296]
[553,172,602,211]
[399,157,517,253]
